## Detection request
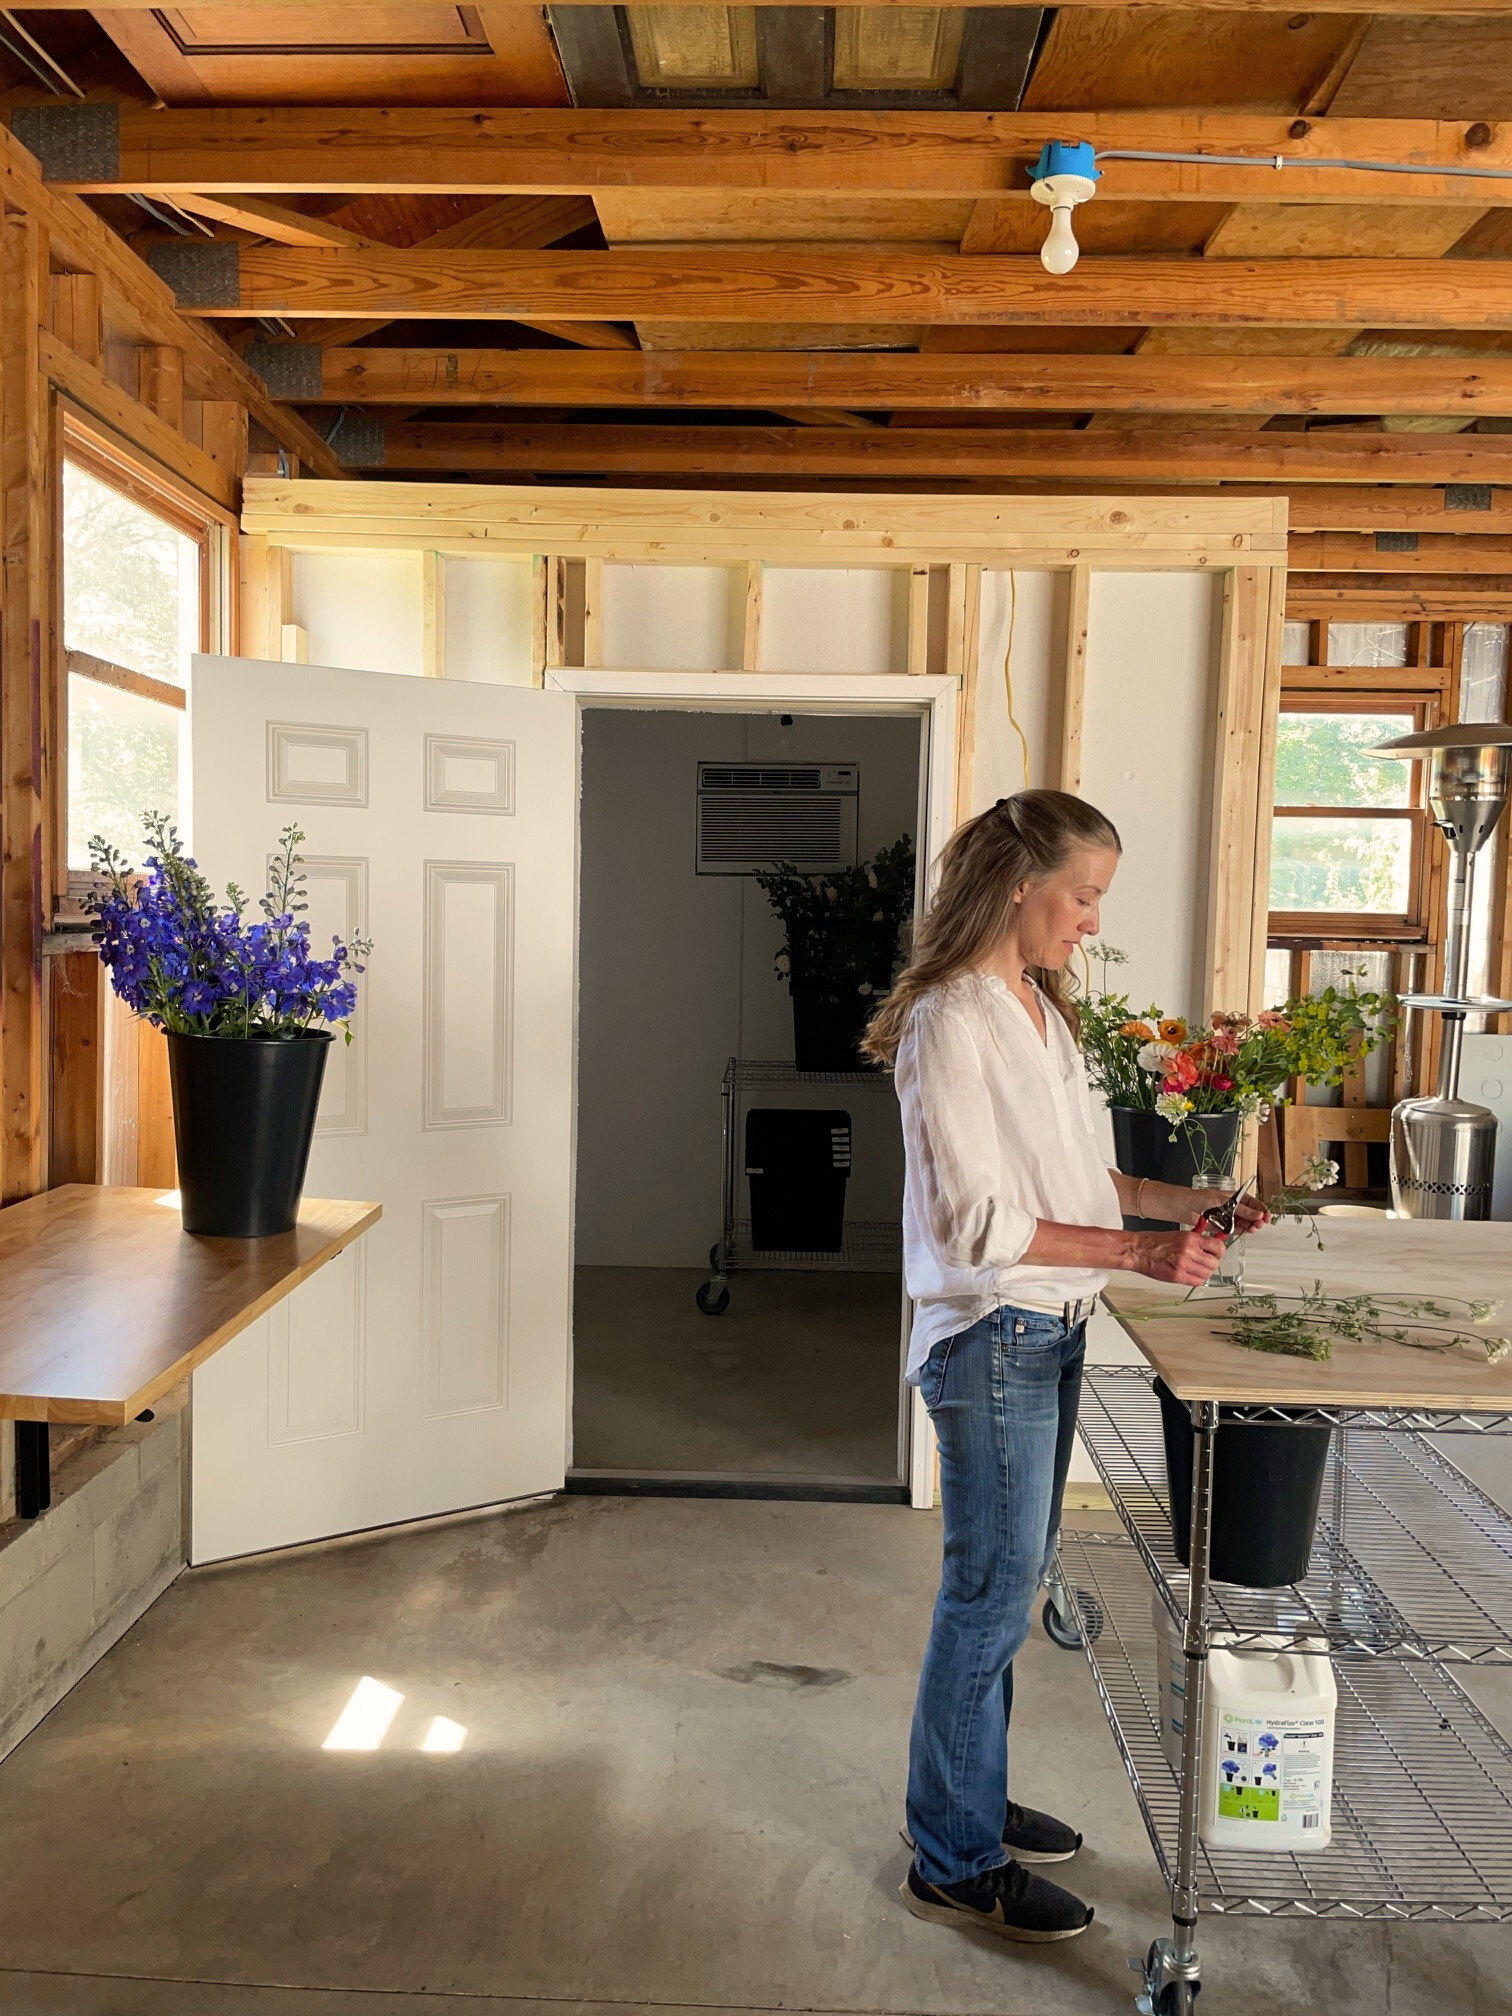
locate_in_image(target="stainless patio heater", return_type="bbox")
[1371,723,1512,1218]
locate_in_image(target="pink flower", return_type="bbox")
[1208,1026,1240,1057]
[1208,1074,1234,1092]
[1257,1010,1291,1032]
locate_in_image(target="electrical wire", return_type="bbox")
[0,11,83,97]
[1098,146,1512,184]
[1001,569,1033,792]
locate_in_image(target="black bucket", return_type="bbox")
[166,1031,331,1237]
[1110,1107,1240,1229]
[1155,1376,1333,1589]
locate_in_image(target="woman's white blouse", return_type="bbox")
[896,971,1123,1380]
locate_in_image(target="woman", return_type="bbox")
[864,788,1267,1945]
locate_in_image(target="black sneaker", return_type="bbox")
[900,1859,1094,1943]
[902,1802,1083,1866]
[1004,1800,1083,1864]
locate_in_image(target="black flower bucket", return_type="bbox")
[167,1031,332,1237]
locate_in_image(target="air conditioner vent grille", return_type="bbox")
[696,759,860,876]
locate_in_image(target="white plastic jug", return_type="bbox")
[1199,1643,1336,1853]
[1151,1590,1188,1772]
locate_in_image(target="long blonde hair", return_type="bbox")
[862,788,1121,1065]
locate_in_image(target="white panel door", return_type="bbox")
[188,656,575,1562]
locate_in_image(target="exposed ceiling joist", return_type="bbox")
[27,0,1512,12]
[23,107,1512,208]
[302,346,1512,415]
[339,421,1512,481]
[157,247,1512,329]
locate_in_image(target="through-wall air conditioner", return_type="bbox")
[696,762,860,876]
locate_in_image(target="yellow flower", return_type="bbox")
[1159,1017,1188,1044]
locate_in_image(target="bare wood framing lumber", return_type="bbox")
[947,563,982,822]
[169,194,383,247]
[41,333,238,512]
[1,211,49,1201]
[342,421,1512,485]
[1205,567,1269,1020]
[907,565,931,676]
[0,120,340,479]
[1282,488,1512,533]
[421,552,445,679]
[309,348,1512,419]
[1288,531,1512,573]
[66,647,185,711]
[583,556,605,668]
[191,249,1512,331]
[53,109,1512,209]
[743,560,763,671]
[1059,563,1090,796]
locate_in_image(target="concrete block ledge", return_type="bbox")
[0,1389,187,1763]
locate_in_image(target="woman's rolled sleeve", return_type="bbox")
[898,1005,1037,1273]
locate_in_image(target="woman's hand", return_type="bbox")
[1131,1229,1230,1288]
[1187,1187,1272,1235]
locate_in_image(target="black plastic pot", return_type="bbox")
[1155,1376,1333,1589]
[166,1031,332,1237]
[791,986,877,1073]
[1110,1106,1241,1229]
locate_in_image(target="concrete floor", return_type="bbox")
[571,1266,904,1480]
[0,1495,1509,2016]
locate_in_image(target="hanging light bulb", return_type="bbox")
[1029,141,1100,278]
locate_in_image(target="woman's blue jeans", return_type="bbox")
[905,1303,1087,1886]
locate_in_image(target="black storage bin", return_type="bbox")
[1155,1376,1333,1589]
[746,1108,851,1252]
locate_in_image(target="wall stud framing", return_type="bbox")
[1058,561,1091,797]
[742,559,763,672]
[422,550,446,678]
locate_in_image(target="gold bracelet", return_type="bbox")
[1136,1177,1151,1219]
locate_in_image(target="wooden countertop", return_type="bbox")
[0,1185,381,1426]
[1102,1216,1512,1411]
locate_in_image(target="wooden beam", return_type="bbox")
[1,212,49,1201]
[306,347,1512,418]
[66,647,185,711]
[0,120,341,479]
[354,421,1512,483]
[28,0,1512,10]
[1289,531,1512,572]
[1283,487,1512,533]
[47,108,1512,210]
[41,332,238,513]
[1287,575,1512,618]
[743,559,763,670]
[168,194,383,248]
[421,552,445,679]
[1059,563,1090,795]
[179,248,1512,331]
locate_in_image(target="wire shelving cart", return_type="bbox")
[1039,1239,1512,2014]
[696,1057,900,1315]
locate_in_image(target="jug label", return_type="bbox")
[1216,1714,1328,1826]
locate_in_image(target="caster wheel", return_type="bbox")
[696,1281,730,1317]
[1156,1981,1199,2016]
[1042,1595,1083,1650]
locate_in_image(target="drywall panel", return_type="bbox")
[576,707,921,1268]
[1078,571,1221,1027]
[444,558,533,684]
[761,569,909,676]
[969,570,1060,812]
[290,551,423,679]
[600,564,742,670]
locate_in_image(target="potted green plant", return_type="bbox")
[88,813,369,1238]
[756,836,915,1071]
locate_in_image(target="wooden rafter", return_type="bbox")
[341,421,1512,482]
[166,248,1512,329]
[39,109,1512,209]
[305,347,1512,416]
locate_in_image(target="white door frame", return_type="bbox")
[549,667,957,1509]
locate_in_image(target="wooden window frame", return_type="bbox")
[57,422,228,919]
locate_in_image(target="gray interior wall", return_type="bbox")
[576,708,921,1269]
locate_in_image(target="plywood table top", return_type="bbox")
[1102,1216,1512,1412]
[0,1185,381,1426]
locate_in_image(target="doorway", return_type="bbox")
[569,701,929,1501]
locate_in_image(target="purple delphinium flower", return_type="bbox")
[86,812,371,1043]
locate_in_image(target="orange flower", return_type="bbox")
[1159,1017,1188,1044]
[1119,1019,1157,1041]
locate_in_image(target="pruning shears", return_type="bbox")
[1183,1174,1257,1300]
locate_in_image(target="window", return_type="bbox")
[62,451,208,873]
[1269,703,1424,930]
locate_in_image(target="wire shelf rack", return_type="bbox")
[725,1060,894,1091]
[726,1218,902,1273]
[1078,1366,1512,1664]
[1060,1530,1512,1922]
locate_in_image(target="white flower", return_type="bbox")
[824,885,837,902]
[872,909,884,922]
[1471,1299,1499,1325]
[867,869,879,889]
[1138,1041,1177,1075]
[1155,1092,1193,1123]
[857,981,873,997]
[1300,1154,1340,1191]
[1488,1337,1511,1365]
[775,953,791,975]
